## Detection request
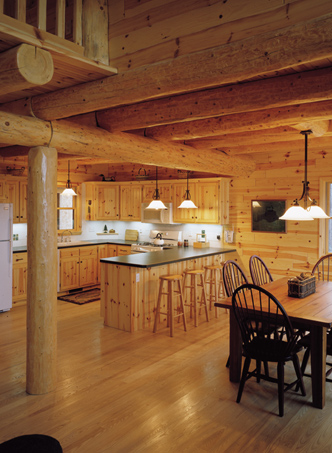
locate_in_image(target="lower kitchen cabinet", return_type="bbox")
[117,245,132,256]
[59,246,98,291]
[12,252,27,304]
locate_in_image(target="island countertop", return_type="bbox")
[100,246,236,268]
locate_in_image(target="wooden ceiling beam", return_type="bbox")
[4,13,332,121]
[142,99,332,141]
[98,67,332,132]
[0,44,54,96]
[0,111,255,176]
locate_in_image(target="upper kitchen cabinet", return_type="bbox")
[119,183,142,221]
[85,182,120,221]
[142,181,172,203]
[2,177,28,223]
[173,178,229,224]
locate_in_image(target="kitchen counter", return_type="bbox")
[13,238,138,253]
[100,246,235,268]
[100,246,236,332]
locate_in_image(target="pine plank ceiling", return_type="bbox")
[1,1,332,176]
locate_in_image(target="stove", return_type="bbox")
[131,230,182,253]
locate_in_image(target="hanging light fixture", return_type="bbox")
[145,166,167,210]
[61,161,77,197]
[280,130,329,221]
[178,171,198,209]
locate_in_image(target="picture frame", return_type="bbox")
[251,200,286,233]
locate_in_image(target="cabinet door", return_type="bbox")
[0,179,6,202]
[96,185,120,220]
[107,244,118,256]
[120,185,142,221]
[59,248,80,291]
[97,245,108,283]
[79,246,98,286]
[6,181,20,223]
[172,182,196,223]
[12,252,27,302]
[196,181,220,224]
[19,181,28,223]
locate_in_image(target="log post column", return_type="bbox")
[26,146,58,394]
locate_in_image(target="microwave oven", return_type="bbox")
[141,203,175,224]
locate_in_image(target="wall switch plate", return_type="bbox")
[136,273,140,282]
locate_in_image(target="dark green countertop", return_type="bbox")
[100,247,236,268]
[13,239,137,253]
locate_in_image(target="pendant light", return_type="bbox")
[61,161,77,197]
[280,130,329,221]
[145,166,167,210]
[178,171,198,209]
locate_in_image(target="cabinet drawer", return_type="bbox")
[60,247,80,258]
[80,246,98,257]
[13,252,27,264]
[117,246,132,256]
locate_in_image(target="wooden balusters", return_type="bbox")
[73,0,83,46]
[37,0,47,31]
[15,0,26,22]
[55,0,66,38]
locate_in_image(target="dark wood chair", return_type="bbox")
[222,260,249,298]
[297,254,332,383]
[232,283,306,417]
[249,255,273,286]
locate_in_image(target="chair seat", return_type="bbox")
[245,337,302,363]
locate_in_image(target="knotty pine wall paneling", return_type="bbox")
[229,145,332,282]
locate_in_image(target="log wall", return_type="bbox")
[229,142,332,281]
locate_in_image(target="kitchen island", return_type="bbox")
[100,247,236,332]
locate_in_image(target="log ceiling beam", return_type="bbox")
[142,100,332,141]
[97,67,332,132]
[3,13,332,121]
[0,111,255,176]
[0,44,54,97]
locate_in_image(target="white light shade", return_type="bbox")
[307,205,330,219]
[178,199,198,209]
[145,199,168,210]
[61,187,77,197]
[279,205,314,221]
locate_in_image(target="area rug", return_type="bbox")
[58,288,100,305]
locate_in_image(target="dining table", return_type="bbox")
[215,277,332,409]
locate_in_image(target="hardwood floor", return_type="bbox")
[1,301,332,452]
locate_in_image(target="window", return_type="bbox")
[57,185,81,233]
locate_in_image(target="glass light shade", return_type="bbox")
[61,187,77,197]
[307,204,330,219]
[145,199,168,210]
[178,199,198,209]
[279,205,314,221]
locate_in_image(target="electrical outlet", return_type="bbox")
[136,273,140,282]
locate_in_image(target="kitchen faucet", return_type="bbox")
[60,230,72,242]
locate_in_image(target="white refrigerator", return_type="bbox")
[0,203,13,312]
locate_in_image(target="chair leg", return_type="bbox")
[293,354,306,396]
[200,274,209,322]
[277,361,285,417]
[153,279,164,333]
[256,360,261,383]
[177,280,187,332]
[237,356,251,403]
[301,347,311,376]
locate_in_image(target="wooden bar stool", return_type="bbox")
[204,264,224,317]
[183,269,209,326]
[153,274,187,337]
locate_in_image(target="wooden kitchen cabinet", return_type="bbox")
[117,245,132,256]
[142,181,172,203]
[0,180,6,202]
[119,183,142,220]
[97,244,108,283]
[5,178,28,223]
[173,179,225,224]
[12,252,27,304]
[107,244,118,256]
[85,182,120,221]
[59,246,98,291]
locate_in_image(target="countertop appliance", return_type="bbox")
[0,203,13,312]
[131,230,182,253]
[141,202,175,224]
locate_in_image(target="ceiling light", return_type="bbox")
[62,161,77,196]
[279,130,329,221]
[178,171,198,209]
[145,167,167,210]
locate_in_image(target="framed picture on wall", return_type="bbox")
[251,200,286,233]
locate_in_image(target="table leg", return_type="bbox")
[229,309,242,382]
[310,325,327,409]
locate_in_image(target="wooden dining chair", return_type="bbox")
[297,254,332,383]
[232,283,306,417]
[249,255,273,286]
[222,260,249,298]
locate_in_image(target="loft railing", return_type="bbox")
[0,0,83,47]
